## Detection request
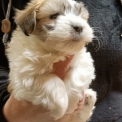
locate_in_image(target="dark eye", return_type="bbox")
[50,13,60,19]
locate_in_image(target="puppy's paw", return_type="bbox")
[85,89,97,108]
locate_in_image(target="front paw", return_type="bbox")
[84,89,97,110]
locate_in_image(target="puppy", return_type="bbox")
[7,0,97,121]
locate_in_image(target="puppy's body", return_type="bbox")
[7,0,96,121]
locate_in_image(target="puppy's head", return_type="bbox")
[15,0,94,54]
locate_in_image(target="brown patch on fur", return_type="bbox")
[14,0,48,36]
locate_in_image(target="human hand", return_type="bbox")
[3,95,49,122]
[75,91,86,111]
[3,92,85,122]
[53,55,74,79]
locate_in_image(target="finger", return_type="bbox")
[53,55,74,79]
[79,91,86,103]
[75,92,86,111]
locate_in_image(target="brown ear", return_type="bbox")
[15,8,37,36]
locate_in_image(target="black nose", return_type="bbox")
[73,26,83,33]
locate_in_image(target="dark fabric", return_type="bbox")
[0,67,9,85]
[0,0,122,122]
[0,67,9,122]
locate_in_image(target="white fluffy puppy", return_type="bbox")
[7,0,97,121]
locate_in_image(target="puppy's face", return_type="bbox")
[15,0,94,53]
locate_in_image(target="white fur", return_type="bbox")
[7,0,97,121]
